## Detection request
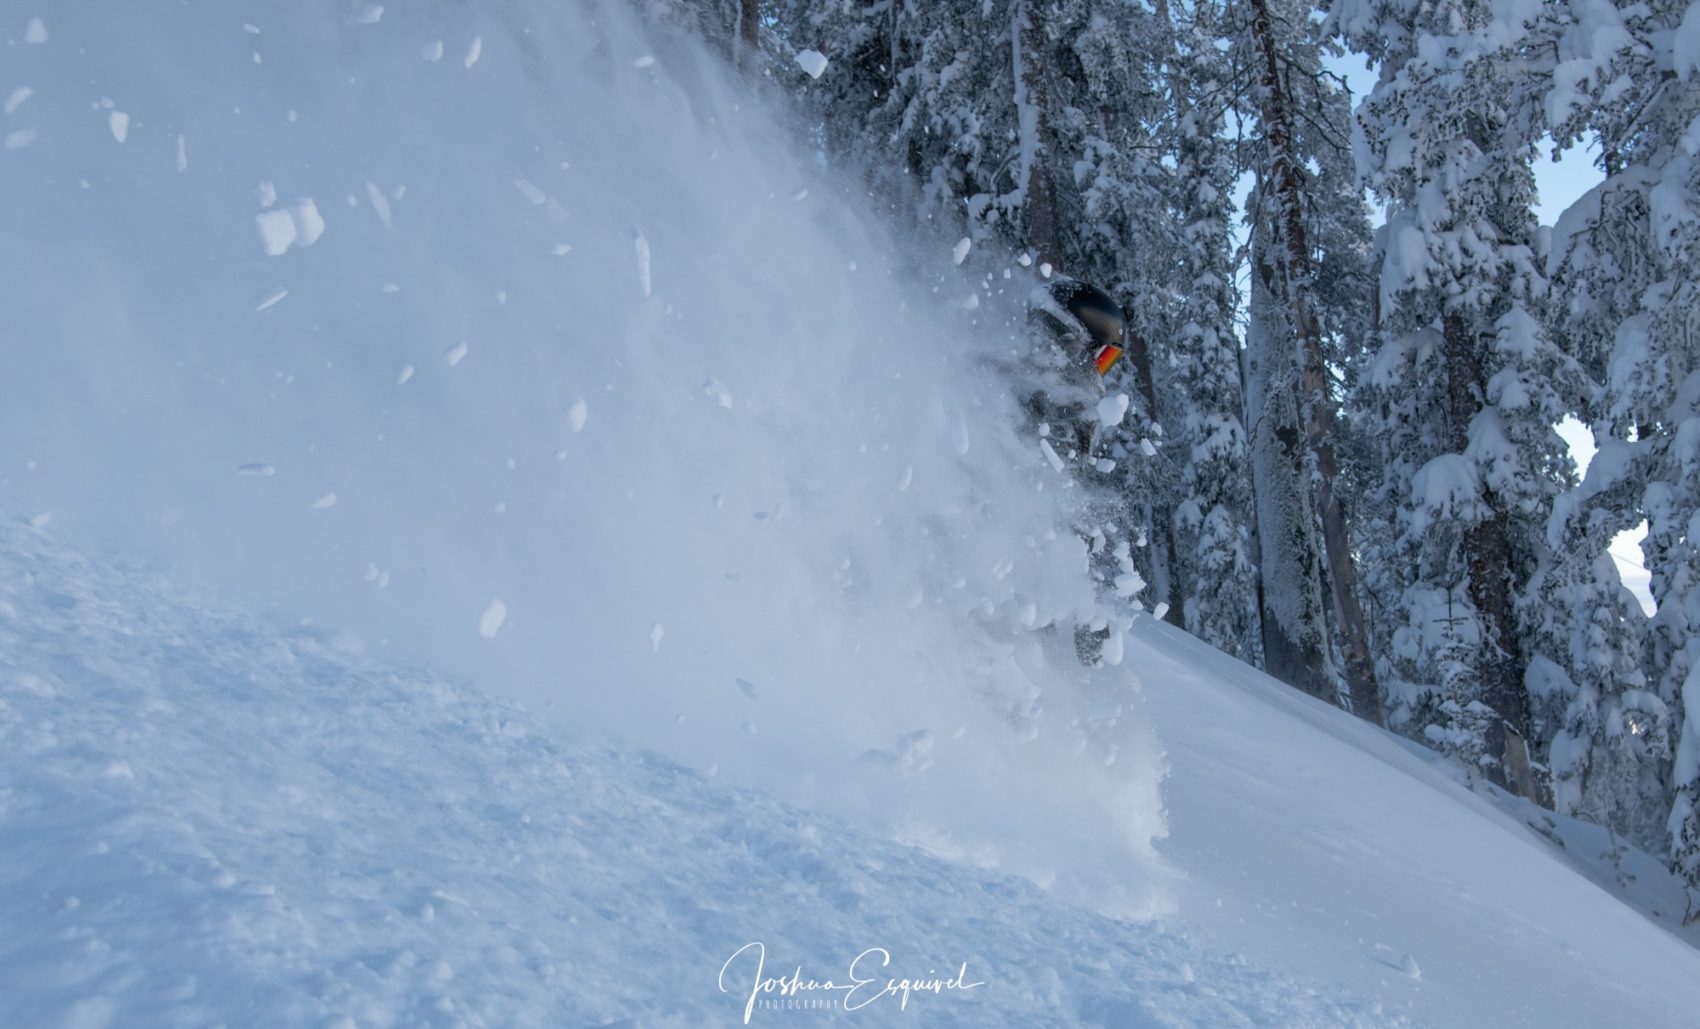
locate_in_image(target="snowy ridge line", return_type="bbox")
[0,519,1388,1026]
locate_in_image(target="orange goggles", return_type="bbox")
[1094,343,1124,376]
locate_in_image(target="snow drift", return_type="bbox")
[0,3,1164,909]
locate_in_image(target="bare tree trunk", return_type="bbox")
[1014,0,1059,266]
[1249,0,1381,724]
[1125,327,1185,628]
[1444,311,1532,782]
[737,0,760,73]
[1246,251,1335,700]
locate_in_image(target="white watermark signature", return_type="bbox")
[718,941,985,1023]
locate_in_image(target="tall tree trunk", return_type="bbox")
[1246,249,1335,700]
[1126,327,1185,628]
[1014,0,1059,266]
[1444,311,1532,778]
[737,0,760,73]
[1249,0,1381,724]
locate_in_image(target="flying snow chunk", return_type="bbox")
[423,40,443,62]
[633,55,656,69]
[649,622,665,652]
[1039,440,1065,473]
[29,511,52,529]
[5,129,37,150]
[703,377,734,409]
[397,364,414,385]
[355,4,383,24]
[24,17,46,44]
[255,287,288,312]
[568,398,589,432]
[463,36,483,69]
[513,178,547,205]
[634,230,652,297]
[1100,630,1125,666]
[365,180,393,229]
[1138,437,1158,457]
[107,110,129,142]
[310,492,338,509]
[1097,393,1130,427]
[5,87,32,115]
[952,236,972,265]
[292,199,325,246]
[479,598,507,639]
[551,242,573,256]
[175,134,188,171]
[444,341,469,367]
[795,49,828,78]
[255,200,323,255]
[1115,569,1145,598]
[236,463,275,477]
[256,209,297,256]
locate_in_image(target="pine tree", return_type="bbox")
[1245,215,1337,698]
[1238,0,1380,717]
[1538,0,1700,894]
[1333,0,1585,774]
[1166,1,1259,661]
[1513,0,1676,852]
[780,0,1186,623]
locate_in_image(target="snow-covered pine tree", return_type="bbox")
[775,1,1032,250]
[1536,0,1700,894]
[1333,0,1581,773]
[1530,456,1665,845]
[1517,0,1683,853]
[779,0,1186,621]
[1608,0,1700,901]
[1164,1,1259,661]
[1237,0,1380,717]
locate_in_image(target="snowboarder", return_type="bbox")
[1019,278,1134,665]
[1021,278,1126,468]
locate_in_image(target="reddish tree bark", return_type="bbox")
[1249,0,1382,724]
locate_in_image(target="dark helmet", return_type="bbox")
[1030,278,1127,375]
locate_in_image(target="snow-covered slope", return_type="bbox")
[4,2,1700,1026]
[7,514,1700,1027]
[0,518,1380,1027]
[1127,619,1700,1026]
